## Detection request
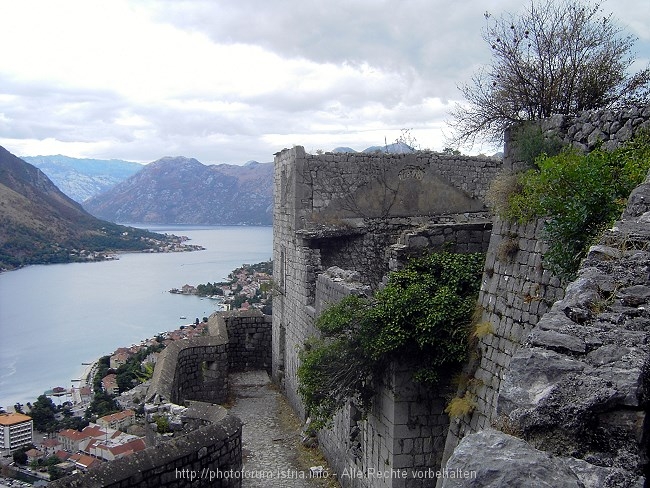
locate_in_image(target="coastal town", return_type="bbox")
[169,260,273,312]
[0,261,272,486]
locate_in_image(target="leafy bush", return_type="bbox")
[297,252,485,430]
[498,131,650,281]
[512,123,564,167]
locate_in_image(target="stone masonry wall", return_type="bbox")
[439,217,565,467]
[440,103,650,470]
[312,272,452,488]
[272,145,502,487]
[50,404,243,488]
[297,148,499,222]
[147,314,230,405]
[443,167,650,488]
[387,221,492,272]
[147,310,270,405]
[221,309,272,373]
[52,310,272,488]
[505,102,650,170]
[438,103,650,486]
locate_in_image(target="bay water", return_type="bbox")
[0,225,272,410]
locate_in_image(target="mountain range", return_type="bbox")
[22,155,142,203]
[83,157,274,225]
[0,147,189,270]
[24,143,458,228]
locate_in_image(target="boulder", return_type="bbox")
[441,430,582,488]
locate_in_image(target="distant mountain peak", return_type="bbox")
[363,142,414,154]
[0,147,179,270]
[151,156,203,167]
[22,155,142,203]
[84,158,273,226]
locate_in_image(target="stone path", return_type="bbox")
[229,371,338,488]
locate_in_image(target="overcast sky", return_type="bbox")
[1,0,648,165]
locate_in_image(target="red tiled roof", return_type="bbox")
[98,410,134,424]
[70,453,100,469]
[59,429,87,441]
[42,438,61,448]
[109,438,146,455]
[55,450,71,461]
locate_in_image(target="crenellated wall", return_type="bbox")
[51,309,270,488]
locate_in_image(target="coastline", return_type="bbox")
[0,225,273,411]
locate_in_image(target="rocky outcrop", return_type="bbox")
[490,170,650,486]
[442,429,642,488]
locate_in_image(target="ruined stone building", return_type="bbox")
[272,104,650,488]
[49,103,650,488]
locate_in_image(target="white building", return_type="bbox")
[0,412,33,450]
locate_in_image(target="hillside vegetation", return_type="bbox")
[0,146,194,270]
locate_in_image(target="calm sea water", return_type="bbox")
[0,225,272,410]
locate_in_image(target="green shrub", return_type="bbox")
[512,123,564,167]
[297,252,485,430]
[499,131,650,281]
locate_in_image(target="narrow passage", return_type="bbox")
[229,371,338,488]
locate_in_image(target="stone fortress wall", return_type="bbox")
[51,309,271,488]
[272,147,500,488]
[433,102,650,486]
[273,103,650,488]
[437,103,650,487]
[47,102,650,488]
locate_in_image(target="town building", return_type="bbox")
[57,425,104,453]
[109,350,132,369]
[69,453,101,472]
[41,437,62,456]
[57,422,146,463]
[25,447,44,463]
[97,410,135,431]
[0,412,33,451]
[101,373,119,395]
[86,436,146,462]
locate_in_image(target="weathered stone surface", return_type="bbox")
[528,329,587,353]
[498,348,585,415]
[443,430,645,488]
[443,105,650,486]
[564,457,644,488]
[494,168,650,481]
[441,430,582,488]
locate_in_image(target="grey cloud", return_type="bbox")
[0,78,133,142]
[145,0,650,101]
[143,0,505,100]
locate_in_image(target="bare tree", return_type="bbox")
[448,0,650,147]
